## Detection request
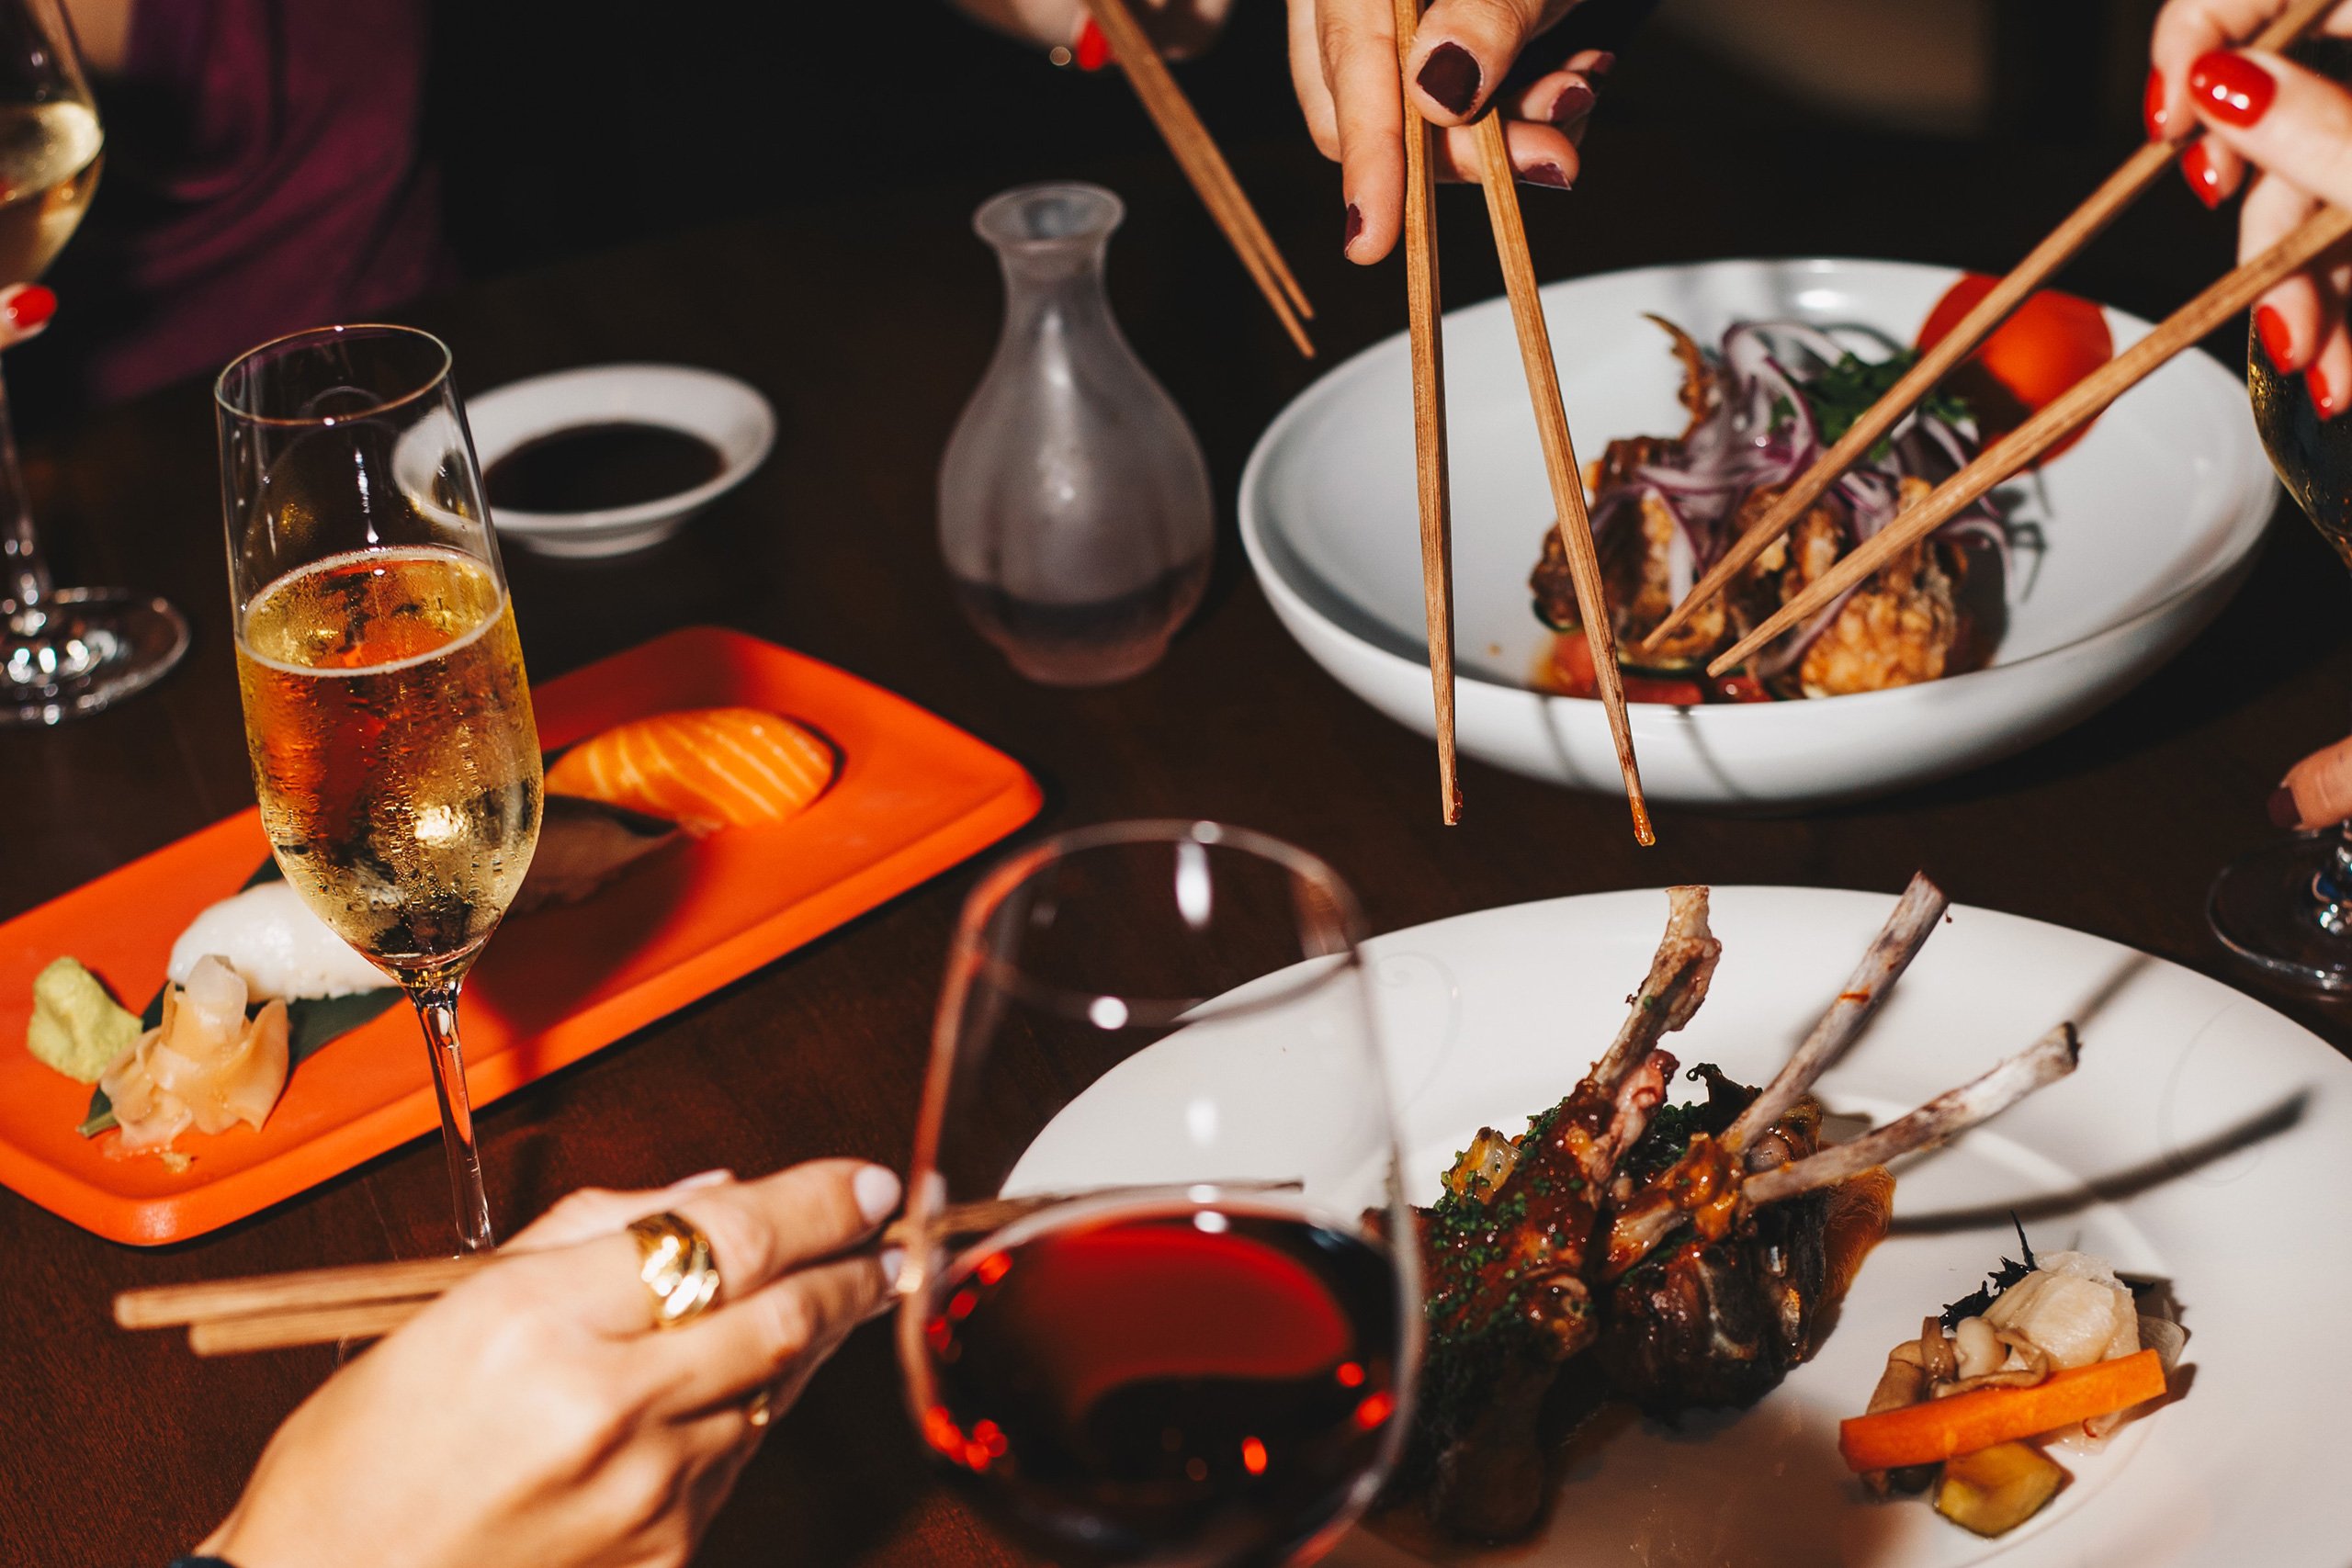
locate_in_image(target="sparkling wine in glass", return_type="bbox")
[899,821,1419,1568]
[0,0,187,726]
[2208,327,2352,988]
[217,325,541,1249]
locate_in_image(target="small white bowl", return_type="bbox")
[1239,257,2278,810]
[466,364,775,558]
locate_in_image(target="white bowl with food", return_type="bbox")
[466,364,775,558]
[1238,257,2278,809]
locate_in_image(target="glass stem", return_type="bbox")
[0,361,50,626]
[2312,821,2352,937]
[411,980,495,1253]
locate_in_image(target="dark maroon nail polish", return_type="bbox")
[1524,162,1571,189]
[2270,785,2302,829]
[1416,41,1481,116]
[1343,203,1363,253]
[1588,51,1616,76]
[1548,83,1596,127]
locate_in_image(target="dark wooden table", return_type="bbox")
[5,100,2350,1567]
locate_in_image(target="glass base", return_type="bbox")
[2208,831,2352,990]
[0,587,189,727]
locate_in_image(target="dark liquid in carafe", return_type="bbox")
[950,556,1209,686]
[485,423,724,513]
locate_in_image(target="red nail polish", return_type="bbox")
[2256,304,2297,370]
[2181,141,2224,208]
[1588,51,1616,77]
[4,284,53,330]
[2144,67,2168,140]
[1523,163,1571,190]
[2188,50,2276,127]
[2270,784,2304,829]
[1343,203,1363,254]
[2310,359,2341,419]
[1074,17,1111,72]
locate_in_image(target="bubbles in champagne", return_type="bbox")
[0,100,100,282]
[235,547,542,981]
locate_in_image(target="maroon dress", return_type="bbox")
[45,0,451,408]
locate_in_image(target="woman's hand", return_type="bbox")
[196,1160,902,1568]
[1291,0,1607,265]
[2150,0,2352,412]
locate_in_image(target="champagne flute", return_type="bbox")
[899,821,1419,1568]
[2208,329,2352,988]
[0,0,187,727]
[215,325,541,1250]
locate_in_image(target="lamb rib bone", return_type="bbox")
[1602,1022,2081,1276]
[1722,873,1949,1157]
[1742,1022,2080,1205]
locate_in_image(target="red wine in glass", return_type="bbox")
[918,1201,1404,1568]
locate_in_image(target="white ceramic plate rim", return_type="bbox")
[1237,257,2275,717]
[470,362,775,534]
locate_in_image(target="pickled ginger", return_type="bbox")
[100,955,289,1153]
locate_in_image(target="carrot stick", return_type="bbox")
[1838,1349,2166,1472]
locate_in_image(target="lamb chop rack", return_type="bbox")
[1401,885,1721,1538]
[1596,1022,2081,1412]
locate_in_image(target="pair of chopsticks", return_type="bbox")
[1641,0,2341,670]
[1393,0,1651,840]
[114,1183,1295,1356]
[1080,0,1315,355]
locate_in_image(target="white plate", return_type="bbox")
[1239,259,2278,808]
[1009,886,2352,1567]
[464,363,775,558]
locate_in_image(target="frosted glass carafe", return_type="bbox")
[939,183,1213,686]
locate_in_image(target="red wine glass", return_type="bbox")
[899,820,1420,1568]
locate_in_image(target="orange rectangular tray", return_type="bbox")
[0,626,1041,1245]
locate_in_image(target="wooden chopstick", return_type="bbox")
[1470,111,1652,845]
[1393,0,1459,825]
[1709,203,2352,679]
[1080,0,1315,356]
[1639,0,2342,657]
[118,1181,1305,1353]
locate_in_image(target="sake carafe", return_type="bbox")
[939,183,1213,686]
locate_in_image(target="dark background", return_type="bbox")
[419,0,2165,283]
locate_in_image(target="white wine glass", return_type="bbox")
[0,0,187,726]
[899,820,1420,1568]
[215,324,541,1250]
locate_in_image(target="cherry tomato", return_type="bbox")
[1916,274,2113,465]
[1546,635,1703,705]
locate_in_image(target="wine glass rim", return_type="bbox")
[955,819,1371,1027]
[213,323,455,427]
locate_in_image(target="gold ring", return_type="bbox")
[744,1382,780,1428]
[628,1212,720,1330]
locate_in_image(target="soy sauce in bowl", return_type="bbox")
[485,422,725,514]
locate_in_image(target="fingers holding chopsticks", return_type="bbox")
[1294,0,1593,265]
[2170,39,2352,409]
[492,1159,899,1341]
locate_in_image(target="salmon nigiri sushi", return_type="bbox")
[545,706,836,836]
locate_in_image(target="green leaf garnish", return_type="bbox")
[1799,349,1975,460]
